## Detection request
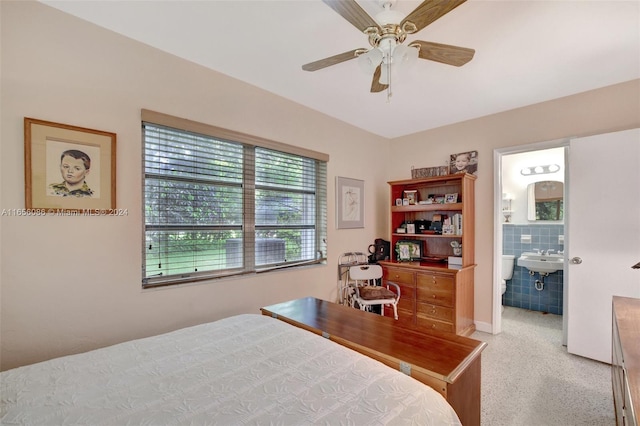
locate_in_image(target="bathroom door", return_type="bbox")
[566,128,640,363]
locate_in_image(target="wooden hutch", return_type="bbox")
[379,173,476,336]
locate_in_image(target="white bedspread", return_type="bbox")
[1,314,461,425]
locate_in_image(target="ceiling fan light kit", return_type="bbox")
[357,48,383,74]
[392,44,420,69]
[303,0,475,101]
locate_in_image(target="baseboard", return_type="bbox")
[474,320,492,334]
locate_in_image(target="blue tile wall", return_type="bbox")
[502,224,564,315]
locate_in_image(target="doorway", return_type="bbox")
[494,128,640,362]
[492,139,568,338]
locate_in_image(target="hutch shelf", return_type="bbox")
[379,173,477,336]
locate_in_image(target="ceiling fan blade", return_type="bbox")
[411,40,475,66]
[302,49,362,71]
[322,0,381,33]
[370,65,388,93]
[401,0,467,34]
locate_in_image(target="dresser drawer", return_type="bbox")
[416,316,455,333]
[397,296,415,313]
[384,267,415,286]
[390,282,415,301]
[416,301,454,322]
[416,274,454,307]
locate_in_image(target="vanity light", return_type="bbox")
[520,164,561,176]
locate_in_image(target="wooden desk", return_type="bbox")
[261,297,487,426]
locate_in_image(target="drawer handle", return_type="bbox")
[431,324,436,329]
[432,295,437,299]
[431,309,436,314]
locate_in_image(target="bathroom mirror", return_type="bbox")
[527,181,564,221]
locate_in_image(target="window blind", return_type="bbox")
[255,147,325,268]
[142,116,327,288]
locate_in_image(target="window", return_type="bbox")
[142,111,327,288]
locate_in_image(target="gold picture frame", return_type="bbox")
[24,118,116,213]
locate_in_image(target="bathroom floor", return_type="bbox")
[472,307,613,425]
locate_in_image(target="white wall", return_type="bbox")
[0,1,390,370]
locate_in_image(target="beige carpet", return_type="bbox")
[471,306,615,426]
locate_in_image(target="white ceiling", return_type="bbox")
[40,0,640,139]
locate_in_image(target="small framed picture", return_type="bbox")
[395,198,402,206]
[395,240,422,261]
[445,193,459,204]
[406,223,416,234]
[336,176,364,229]
[449,150,478,176]
[403,190,418,205]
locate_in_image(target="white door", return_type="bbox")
[567,128,640,363]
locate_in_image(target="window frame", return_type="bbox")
[141,110,328,288]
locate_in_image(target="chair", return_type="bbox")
[337,252,368,306]
[348,264,401,320]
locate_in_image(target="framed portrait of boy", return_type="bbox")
[24,118,116,213]
[449,150,478,176]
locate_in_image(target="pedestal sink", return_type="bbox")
[517,252,564,274]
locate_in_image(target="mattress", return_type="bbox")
[1,314,461,425]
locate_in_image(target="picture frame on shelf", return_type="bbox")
[336,176,364,229]
[445,193,459,204]
[24,117,116,213]
[395,240,422,261]
[403,190,418,205]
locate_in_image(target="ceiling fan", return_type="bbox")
[302,0,475,95]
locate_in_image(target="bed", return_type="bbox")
[1,314,461,425]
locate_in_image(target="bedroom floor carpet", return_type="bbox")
[471,306,615,426]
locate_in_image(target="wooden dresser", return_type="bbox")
[379,261,475,335]
[612,296,640,426]
[261,297,487,426]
